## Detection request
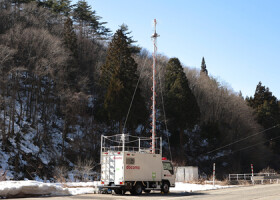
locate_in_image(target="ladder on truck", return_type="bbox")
[101,151,115,183]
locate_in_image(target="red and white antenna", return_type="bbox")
[151,19,159,154]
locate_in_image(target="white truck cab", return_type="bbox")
[99,134,175,195]
[162,158,176,189]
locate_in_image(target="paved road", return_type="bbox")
[10,184,280,200]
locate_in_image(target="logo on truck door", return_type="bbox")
[126,158,140,169]
[126,165,140,169]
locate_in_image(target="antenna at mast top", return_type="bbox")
[151,19,159,38]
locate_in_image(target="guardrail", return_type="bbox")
[229,173,280,184]
[251,175,280,184]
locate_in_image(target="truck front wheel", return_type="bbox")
[114,189,122,195]
[132,183,142,195]
[161,182,169,194]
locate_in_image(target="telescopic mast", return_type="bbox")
[151,19,159,154]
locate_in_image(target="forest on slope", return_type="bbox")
[0,0,279,180]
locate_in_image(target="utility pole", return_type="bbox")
[151,19,159,154]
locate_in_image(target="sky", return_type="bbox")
[74,0,280,98]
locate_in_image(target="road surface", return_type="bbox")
[11,184,280,200]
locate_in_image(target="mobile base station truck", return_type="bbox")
[99,134,175,195]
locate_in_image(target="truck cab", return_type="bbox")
[162,158,176,190]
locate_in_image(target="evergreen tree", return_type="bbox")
[63,17,78,58]
[72,0,110,39]
[53,0,71,16]
[200,57,208,75]
[37,0,71,16]
[12,0,35,4]
[62,17,79,89]
[36,0,56,9]
[119,24,141,54]
[164,58,200,153]
[246,82,280,156]
[99,28,148,133]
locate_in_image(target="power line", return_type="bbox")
[231,135,280,154]
[158,58,172,162]
[122,54,149,134]
[206,124,280,155]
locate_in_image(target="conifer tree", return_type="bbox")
[246,82,280,156]
[164,58,200,151]
[119,24,141,54]
[73,0,110,39]
[200,57,208,75]
[52,0,71,16]
[63,17,78,58]
[100,28,148,133]
[37,0,71,16]
[62,17,79,89]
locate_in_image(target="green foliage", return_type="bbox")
[164,58,200,129]
[62,17,80,90]
[164,58,200,151]
[73,0,110,39]
[246,82,280,156]
[12,0,36,4]
[119,24,141,54]
[52,0,72,16]
[38,0,71,16]
[100,28,148,133]
[73,0,92,22]
[63,17,77,57]
[246,82,279,126]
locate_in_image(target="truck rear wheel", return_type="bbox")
[132,183,142,195]
[161,182,169,194]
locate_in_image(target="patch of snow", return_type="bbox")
[20,142,39,154]
[170,182,234,193]
[65,181,100,187]
[0,181,101,198]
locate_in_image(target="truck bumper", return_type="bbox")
[98,185,122,189]
[98,182,133,190]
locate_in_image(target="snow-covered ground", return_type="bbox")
[170,182,234,192]
[0,180,233,198]
[0,181,100,198]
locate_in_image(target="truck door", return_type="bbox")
[114,154,124,185]
[162,161,176,187]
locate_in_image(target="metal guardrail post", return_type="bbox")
[213,163,215,186]
[251,164,254,185]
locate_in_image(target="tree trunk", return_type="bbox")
[179,127,185,164]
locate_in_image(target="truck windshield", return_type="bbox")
[163,162,174,174]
